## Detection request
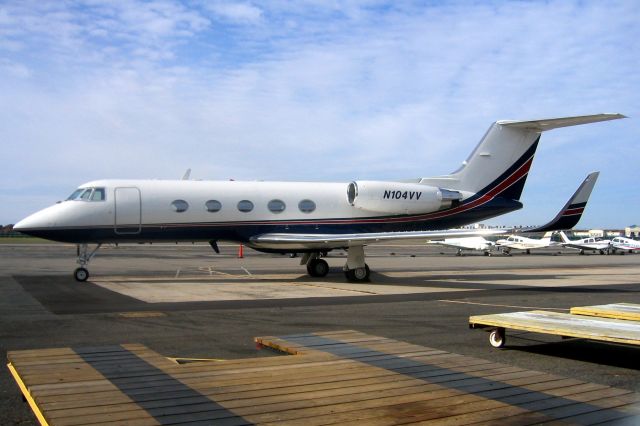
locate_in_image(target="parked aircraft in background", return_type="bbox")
[496,232,558,255]
[427,236,495,256]
[558,231,611,255]
[610,237,640,254]
[14,114,624,282]
[430,171,600,256]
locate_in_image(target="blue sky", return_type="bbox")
[1,0,638,228]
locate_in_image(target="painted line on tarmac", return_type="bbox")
[438,299,570,311]
[295,282,378,295]
[241,266,252,276]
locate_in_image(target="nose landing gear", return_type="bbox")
[74,243,102,282]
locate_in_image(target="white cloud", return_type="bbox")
[205,2,263,24]
[0,0,638,228]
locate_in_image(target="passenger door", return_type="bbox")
[114,187,141,234]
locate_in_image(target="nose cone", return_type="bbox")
[13,205,60,236]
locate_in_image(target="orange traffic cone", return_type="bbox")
[238,244,244,258]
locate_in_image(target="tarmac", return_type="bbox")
[2,242,640,425]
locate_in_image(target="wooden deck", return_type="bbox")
[7,330,640,425]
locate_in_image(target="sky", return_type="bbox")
[1,0,638,228]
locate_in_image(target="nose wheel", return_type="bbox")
[74,267,89,282]
[74,243,101,282]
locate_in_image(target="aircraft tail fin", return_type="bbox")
[526,171,600,233]
[558,231,571,244]
[420,114,623,202]
[541,231,554,243]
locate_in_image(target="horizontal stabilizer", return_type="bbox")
[498,113,625,132]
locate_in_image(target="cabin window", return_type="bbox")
[237,200,254,213]
[171,200,189,213]
[268,199,286,214]
[205,200,222,213]
[298,199,316,213]
[91,188,105,201]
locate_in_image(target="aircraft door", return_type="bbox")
[114,187,141,234]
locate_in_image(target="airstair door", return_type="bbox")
[114,187,141,234]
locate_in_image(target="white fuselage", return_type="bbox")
[429,236,495,252]
[563,237,612,251]
[496,234,556,251]
[14,178,488,248]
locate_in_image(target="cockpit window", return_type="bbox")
[91,188,105,201]
[67,189,84,200]
[80,189,92,200]
[66,187,106,201]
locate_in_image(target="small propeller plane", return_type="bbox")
[610,236,640,254]
[558,231,611,255]
[427,236,496,256]
[14,114,624,281]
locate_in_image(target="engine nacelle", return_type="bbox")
[347,181,462,215]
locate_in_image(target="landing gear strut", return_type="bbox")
[300,246,371,282]
[74,243,101,282]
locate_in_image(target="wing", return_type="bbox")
[517,172,600,233]
[249,229,504,250]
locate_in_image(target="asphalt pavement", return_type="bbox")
[1,242,640,425]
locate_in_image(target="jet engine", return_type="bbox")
[347,181,462,215]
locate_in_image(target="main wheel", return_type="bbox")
[74,267,89,282]
[489,328,506,348]
[345,264,370,282]
[307,259,329,277]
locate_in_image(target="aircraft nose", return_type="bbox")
[13,208,56,235]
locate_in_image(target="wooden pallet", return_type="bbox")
[470,303,640,348]
[8,330,640,425]
[570,303,640,321]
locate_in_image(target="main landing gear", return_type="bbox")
[301,245,371,282]
[74,243,101,282]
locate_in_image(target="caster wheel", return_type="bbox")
[489,328,506,348]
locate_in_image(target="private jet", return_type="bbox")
[14,114,624,281]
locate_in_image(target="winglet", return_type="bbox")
[182,168,191,180]
[526,171,600,233]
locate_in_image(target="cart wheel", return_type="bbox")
[489,328,506,348]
